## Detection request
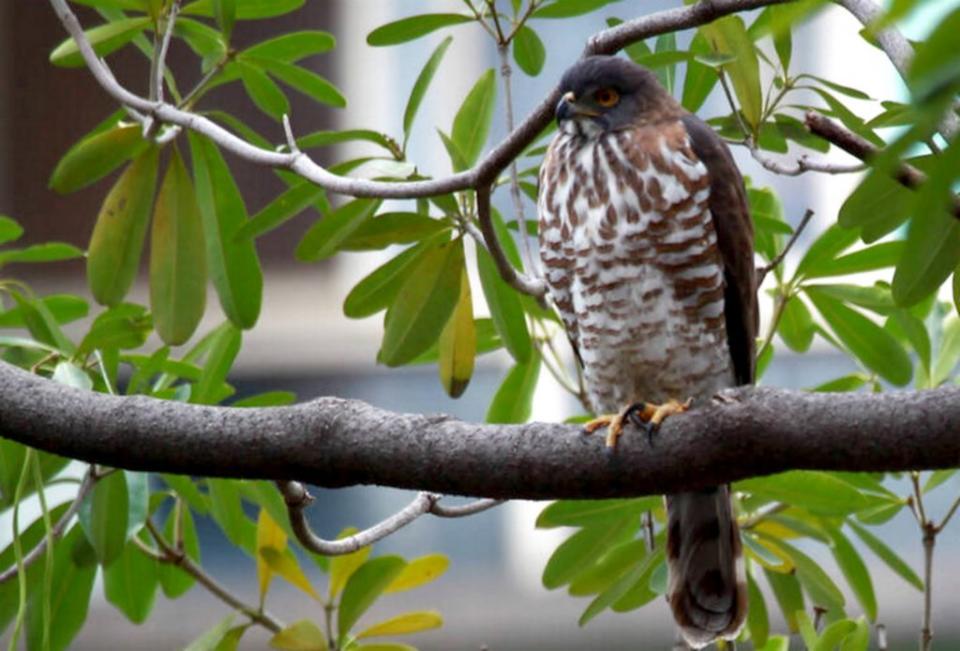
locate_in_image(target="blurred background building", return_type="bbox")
[1,0,959,649]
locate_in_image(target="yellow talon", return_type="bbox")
[582,398,693,449]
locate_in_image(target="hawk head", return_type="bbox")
[555,56,674,137]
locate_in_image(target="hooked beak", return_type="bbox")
[556,91,600,122]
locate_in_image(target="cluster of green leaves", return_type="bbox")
[537,468,957,650]
[1,218,448,651]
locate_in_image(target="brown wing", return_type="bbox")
[681,114,757,385]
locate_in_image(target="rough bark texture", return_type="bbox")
[2,362,958,499]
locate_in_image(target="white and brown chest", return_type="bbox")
[538,122,735,414]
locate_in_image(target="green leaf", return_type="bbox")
[188,133,263,329]
[805,283,895,316]
[829,527,877,621]
[579,548,662,625]
[232,391,297,407]
[192,322,241,404]
[242,31,335,62]
[338,556,407,639]
[932,315,960,386]
[0,215,23,245]
[0,295,88,328]
[237,180,325,241]
[451,69,497,168]
[158,505,200,598]
[340,213,450,251]
[214,0,236,42]
[736,471,868,515]
[537,498,660,529]
[682,32,719,112]
[907,6,960,101]
[270,620,327,651]
[774,538,845,610]
[438,269,475,398]
[237,61,289,120]
[384,554,450,594]
[840,617,870,651]
[328,528,371,599]
[104,535,159,623]
[9,292,74,353]
[207,478,255,553]
[402,36,453,145]
[183,614,238,651]
[296,199,381,262]
[343,244,429,319]
[161,474,209,514]
[700,16,762,129]
[0,242,83,267]
[182,0,304,20]
[812,373,868,393]
[150,148,207,346]
[923,469,956,494]
[297,129,396,154]
[806,242,903,279]
[252,58,345,108]
[838,169,913,240]
[52,360,93,391]
[367,14,472,46]
[764,567,805,632]
[50,124,146,194]
[806,287,913,385]
[653,32,677,94]
[748,186,786,264]
[513,25,546,76]
[542,518,638,590]
[892,140,960,306]
[357,611,442,638]
[25,527,97,651]
[379,239,463,366]
[747,570,770,647]
[78,470,130,565]
[485,351,541,424]
[87,148,159,306]
[175,18,227,58]
[50,17,151,68]
[778,296,814,352]
[848,521,923,590]
[568,538,648,597]
[477,249,531,363]
[533,0,619,18]
[795,224,860,279]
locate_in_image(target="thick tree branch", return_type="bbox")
[805,112,960,219]
[2,362,959,500]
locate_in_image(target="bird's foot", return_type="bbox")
[583,398,692,449]
[582,404,634,449]
[625,398,693,443]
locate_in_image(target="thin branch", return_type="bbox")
[278,481,501,555]
[739,502,789,529]
[476,184,547,298]
[0,467,97,584]
[47,0,796,203]
[746,146,866,177]
[921,526,934,651]
[3,361,960,500]
[934,493,960,534]
[805,112,960,219]
[144,519,284,633]
[756,208,815,285]
[155,0,180,105]
[498,43,537,276]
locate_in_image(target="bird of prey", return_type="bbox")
[537,55,756,648]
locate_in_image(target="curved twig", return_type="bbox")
[278,481,502,556]
[756,208,815,285]
[475,184,547,297]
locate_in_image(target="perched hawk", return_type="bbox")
[537,56,756,648]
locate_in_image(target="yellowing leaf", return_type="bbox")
[384,554,450,594]
[270,620,327,651]
[260,547,321,600]
[87,147,160,306]
[257,508,288,598]
[150,148,207,345]
[356,611,443,638]
[438,269,475,398]
[328,527,371,599]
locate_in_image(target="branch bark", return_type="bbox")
[2,362,959,500]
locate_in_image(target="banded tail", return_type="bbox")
[666,486,747,649]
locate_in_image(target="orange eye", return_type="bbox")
[593,88,620,107]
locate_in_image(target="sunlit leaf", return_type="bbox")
[50,17,151,68]
[357,611,442,638]
[270,620,327,651]
[367,14,472,46]
[485,350,540,424]
[848,521,923,590]
[338,556,407,639]
[403,36,453,144]
[50,124,146,194]
[438,269,475,398]
[513,25,546,76]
